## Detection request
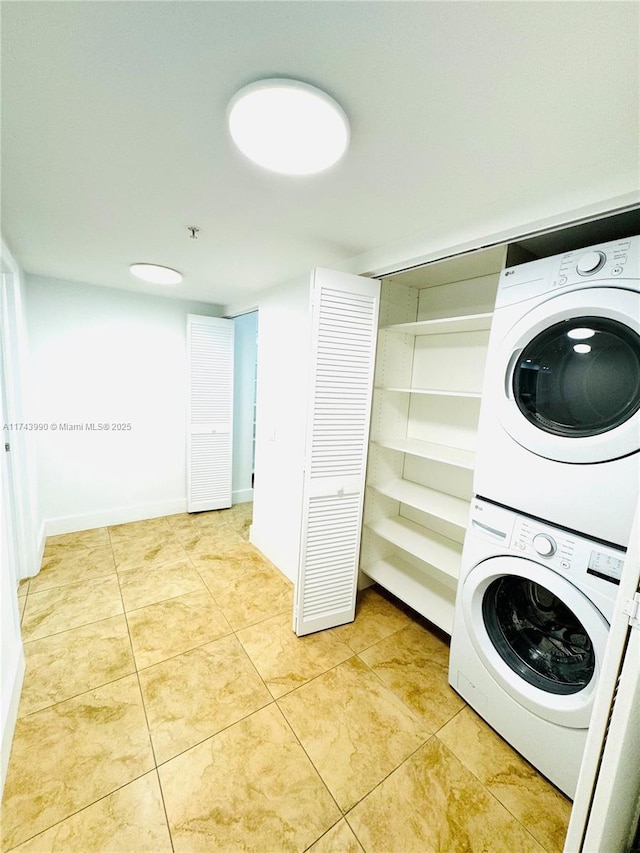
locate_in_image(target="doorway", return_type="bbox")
[232,311,258,504]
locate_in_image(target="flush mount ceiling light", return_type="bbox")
[227,78,350,175]
[129,263,183,285]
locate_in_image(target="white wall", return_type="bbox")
[25,276,222,533]
[250,277,310,582]
[232,311,258,504]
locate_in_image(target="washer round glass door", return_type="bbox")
[482,575,594,695]
[494,288,640,463]
[461,555,610,727]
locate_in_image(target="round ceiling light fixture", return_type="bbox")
[129,263,183,285]
[227,78,350,175]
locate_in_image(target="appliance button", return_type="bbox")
[612,266,623,276]
[560,559,571,569]
[558,275,568,285]
[533,533,557,557]
[576,251,606,275]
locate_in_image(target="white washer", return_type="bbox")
[474,235,640,547]
[448,497,623,798]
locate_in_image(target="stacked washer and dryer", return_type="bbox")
[448,235,640,798]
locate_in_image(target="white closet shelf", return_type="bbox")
[369,479,469,529]
[377,386,482,398]
[381,312,493,336]
[365,515,462,581]
[372,437,475,470]
[362,554,455,634]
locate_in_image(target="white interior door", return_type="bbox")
[187,315,234,513]
[294,268,380,636]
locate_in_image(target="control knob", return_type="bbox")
[533,533,557,557]
[576,251,606,276]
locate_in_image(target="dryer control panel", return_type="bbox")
[551,237,638,290]
[495,234,639,308]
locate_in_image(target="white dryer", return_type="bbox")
[448,497,623,798]
[474,235,640,547]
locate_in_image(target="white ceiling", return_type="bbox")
[2,1,639,309]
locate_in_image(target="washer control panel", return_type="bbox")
[511,515,625,585]
[468,498,626,589]
[512,516,576,573]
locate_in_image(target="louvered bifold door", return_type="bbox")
[294,269,380,636]
[187,315,234,513]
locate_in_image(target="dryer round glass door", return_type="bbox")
[460,555,610,727]
[513,316,640,439]
[493,287,640,463]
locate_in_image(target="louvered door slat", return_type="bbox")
[294,270,380,636]
[187,315,234,512]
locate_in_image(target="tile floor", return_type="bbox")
[2,503,572,852]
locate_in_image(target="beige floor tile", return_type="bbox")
[127,589,232,669]
[166,509,233,533]
[111,533,187,572]
[347,737,545,853]
[359,622,465,732]
[19,615,135,716]
[9,772,172,853]
[31,545,116,593]
[308,819,364,852]
[107,516,173,542]
[207,562,293,630]
[177,527,248,557]
[4,506,574,852]
[278,656,430,811]
[222,502,252,537]
[158,704,341,852]
[163,511,192,528]
[44,527,110,554]
[237,611,354,698]
[139,635,272,764]
[331,587,413,653]
[21,574,124,641]
[1,675,154,851]
[118,559,205,612]
[192,543,274,594]
[438,707,571,853]
[18,595,27,622]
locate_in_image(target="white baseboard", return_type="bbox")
[1,646,25,800]
[44,499,188,537]
[232,488,253,505]
[36,519,46,570]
